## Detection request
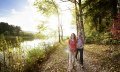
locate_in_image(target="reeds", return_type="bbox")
[0,35,59,72]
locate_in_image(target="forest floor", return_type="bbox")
[37,42,120,72]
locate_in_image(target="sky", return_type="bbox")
[0,0,77,36]
[0,0,28,17]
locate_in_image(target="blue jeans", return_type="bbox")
[75,48,83,65]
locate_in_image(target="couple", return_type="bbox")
[68,32,84,71]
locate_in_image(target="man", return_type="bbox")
[76,32,84,68]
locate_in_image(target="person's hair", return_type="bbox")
[70,33,76,40]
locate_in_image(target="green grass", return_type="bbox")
[23,42,60,72]
[0,36,61,72]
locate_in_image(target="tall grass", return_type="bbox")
[0,35,59,72]
[24,42,59,72]
[0,36,24,72]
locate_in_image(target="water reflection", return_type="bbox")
[21,39,42,48]
[0,37,36,50]
[0,36,57,53]
[21,39,43,52]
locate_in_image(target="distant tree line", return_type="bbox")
[0,22,21,36]
[0,22,34,39]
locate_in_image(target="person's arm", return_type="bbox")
[68,39,70,48]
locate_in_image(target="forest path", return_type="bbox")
[39,42,120,72]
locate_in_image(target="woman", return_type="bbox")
[68,33,77,71]
[76,32,84,68]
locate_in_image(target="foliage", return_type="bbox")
[78,0,119,44]
[0,22,35,40]
[0,36,24,72]
[83,0,117,32]
[0,36,22,51]
[0,36,60,72]
[35,20,58,40]
[25,48,46,71]
[34,0,63,42]
[35,21,48,39]
[24,42,60,72]
[85,31,120,44]
[0,22,21,36]
[34,0,58,16]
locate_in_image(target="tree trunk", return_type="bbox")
[60,24,63,41]
[57,9,63,42]
[75,0,79,35]
[78,0,85,41]
[57,13,61,43]
[51,0,62,42]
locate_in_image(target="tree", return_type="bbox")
[61,0,85,41]
[82,0,117,33]
[34,0,63,42]
[0,22,21,36]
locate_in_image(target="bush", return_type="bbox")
[24,42,60,72]
[24,48,46,72]
[85,36,94,44]
[85,31,101,44]
[26,48,46,64]
[85,32,120,45]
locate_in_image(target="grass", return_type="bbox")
[0,36,61,72]
[23,42,61,72]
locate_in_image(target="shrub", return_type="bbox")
[24,42,59,72]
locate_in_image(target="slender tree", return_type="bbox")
[34,0,63,42]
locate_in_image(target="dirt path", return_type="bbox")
[39,43,68,72]
[39,44,120,72]
[39,43,90,72]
